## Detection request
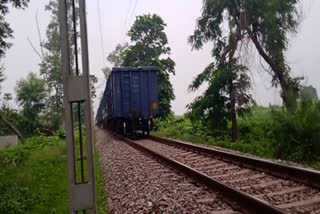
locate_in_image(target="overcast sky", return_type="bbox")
[2,0,320,115]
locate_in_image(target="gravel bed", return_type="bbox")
[137,139,320,214]
[154,136,317,170]
[95,129,236,214]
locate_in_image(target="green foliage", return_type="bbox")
[0,135,107,213]
[237,106,275,142]
[0,66,5,94]
[153,113,274,158]
[153,103,320,168]
[16,73,47,120]
[107,43,128,67]
[15,73,47,136]
[40,0,65,113]
[188,61,254,139]
[90,74,98,99]
[122,14,175,119]
[0,0,30,58]
[55,128,66,140]
[0,107,32,137]
[189,0,301,110]
[0,136,65,213]
[271,98,320,163]
[40,1,97,130]
[154,115,207,138]
[40,110,63,132]
[0,68,26,142]
[189,0,299,57]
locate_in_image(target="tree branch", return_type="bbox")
[0,110,25,144]
[36,10,45,59]
[245,25,289,105]
[27,37,43,60]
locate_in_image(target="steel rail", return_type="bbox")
[150,136,320,189]
[109,131,286,214]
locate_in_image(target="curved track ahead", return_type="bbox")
[110,132,320,214]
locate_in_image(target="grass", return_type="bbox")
[153,124,274,159]
[0,135,107,213]
[152,105,320,170]
[95,143,107,214]
[152,107,275,159]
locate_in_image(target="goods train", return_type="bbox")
[96,67,159,136]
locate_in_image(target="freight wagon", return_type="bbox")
[96,67,159,136]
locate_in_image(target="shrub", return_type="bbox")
[271,98,320,163]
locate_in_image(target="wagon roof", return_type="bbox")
[112,66,159,72]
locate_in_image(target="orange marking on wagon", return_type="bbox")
[152,102,158,110]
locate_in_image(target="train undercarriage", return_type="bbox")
[103,117,153,137]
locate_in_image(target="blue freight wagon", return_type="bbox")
[96,67,159,136]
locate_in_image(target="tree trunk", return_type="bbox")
[227,29,240,142]
[230,82,239,142]
[0,110,25,144]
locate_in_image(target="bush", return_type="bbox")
[153,115,209,138]
[271,98,320,163]
[55,128,66,139]
[237,106,275,143]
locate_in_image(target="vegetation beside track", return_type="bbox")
[0,135,107,213]
[153,102,320,170]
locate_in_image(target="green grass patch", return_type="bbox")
[153,122,274,159]
[0,135,107,213]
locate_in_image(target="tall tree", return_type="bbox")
[122,14,175,119]
[189,0,302,109]
[40,0,97,123]
[188,0,302,140]
[40,0,68,113]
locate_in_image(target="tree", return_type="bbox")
[90,75,98,99]
[102,66,111,80]
[102,42,129,80]
[40,0,97,126]
[107,43,128,67]
[40,0,68,114]
[0,0,30,58]
[2,93,12,108]
[0,0,30,143]
[122,14,175,119]
[0,67,25,143]
[188,61,254,141]
[188,0,302,140]
[16,73,47,122]
[189,0,302,109]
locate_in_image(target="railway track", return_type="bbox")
[96,129,241,213]
[109,131,320,214]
